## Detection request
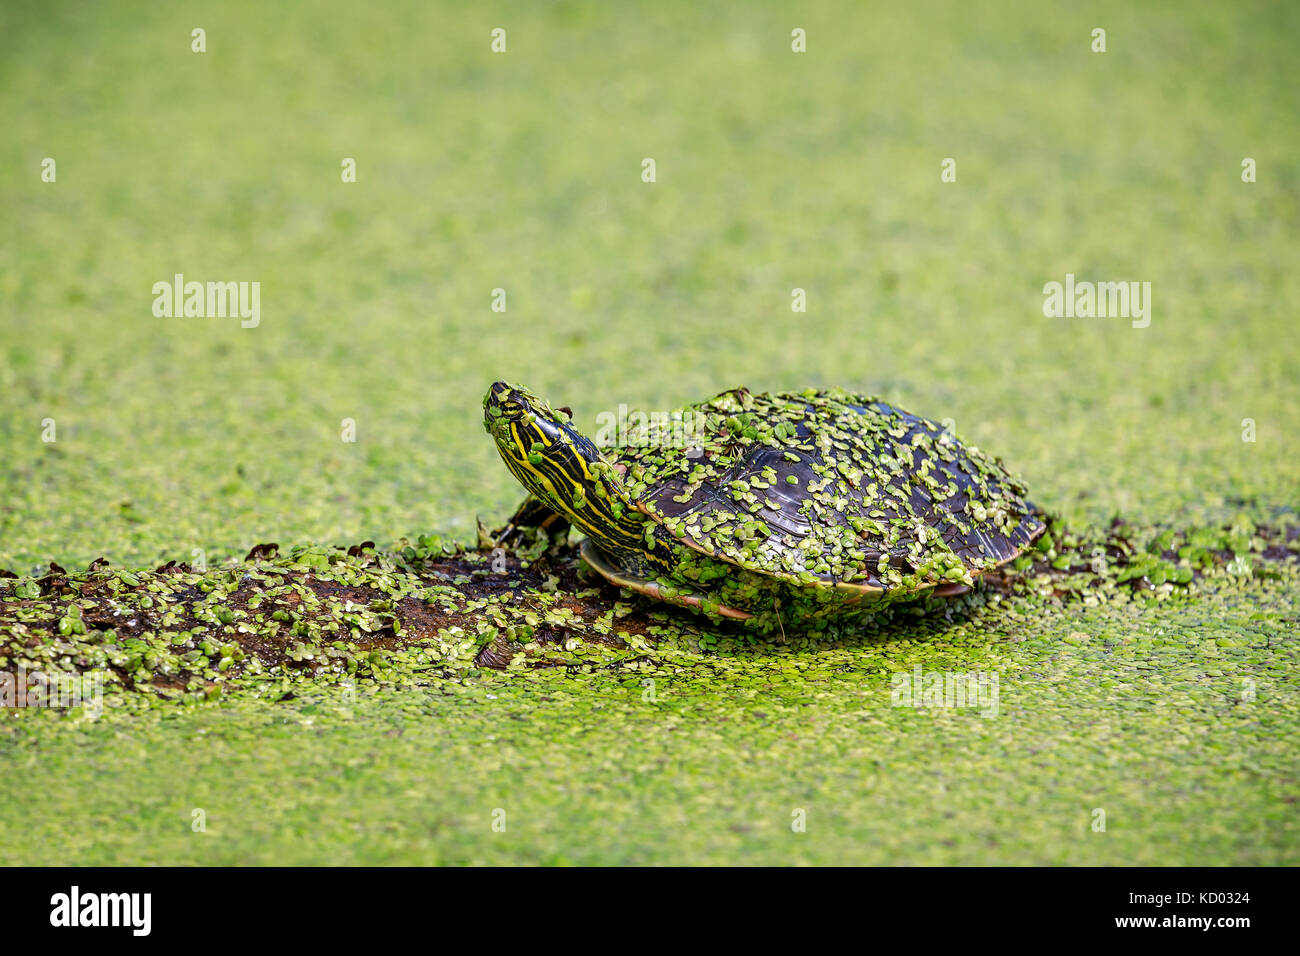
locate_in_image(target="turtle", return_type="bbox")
[483,380,1045,632]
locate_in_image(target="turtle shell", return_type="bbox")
[611,387,1043,593]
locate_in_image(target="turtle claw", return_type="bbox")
[491,497,571,551]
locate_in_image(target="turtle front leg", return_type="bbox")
[491,496,571,550]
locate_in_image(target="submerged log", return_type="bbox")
[0,517,1295,701]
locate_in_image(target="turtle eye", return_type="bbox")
[485,381,532,420]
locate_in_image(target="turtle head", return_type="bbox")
[484,381,638,542]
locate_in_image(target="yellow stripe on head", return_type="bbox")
[484,380,678,575]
